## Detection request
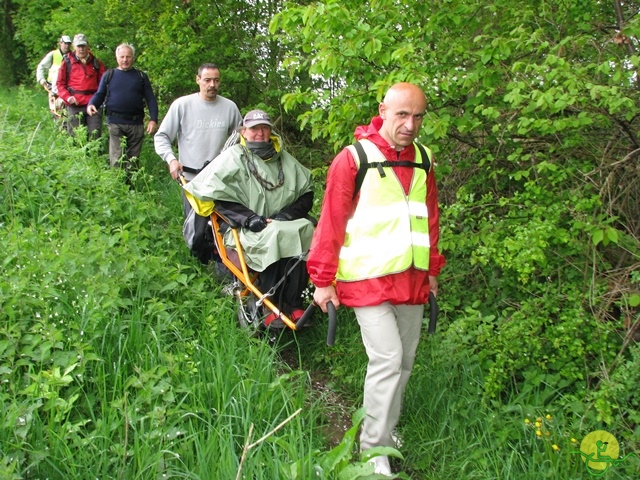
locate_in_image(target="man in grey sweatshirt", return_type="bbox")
[154,63,242,264]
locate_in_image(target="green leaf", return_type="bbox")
[605,227,619,244]
[592,229,604,246]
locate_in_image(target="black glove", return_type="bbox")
[244,214,267,232]
[270,211,293,221]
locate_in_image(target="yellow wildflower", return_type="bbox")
[552,444,560,451]
[536,430,543,437]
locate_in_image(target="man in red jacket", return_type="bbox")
[56,34,105,139]
[308,82,445,476]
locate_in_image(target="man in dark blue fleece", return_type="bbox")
[88,43,158,178]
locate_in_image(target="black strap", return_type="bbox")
[106,111,143,122]
[351,141,431,200]
[68,87,97,95]
[367,160,430,171]
[352,141,369,200]
[182,160,211,175]
[103,68,114,105]
[415,143,431,172]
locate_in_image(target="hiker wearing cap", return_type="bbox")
[36,35,72,122]
[183,110,314,326]
[56,33,106,138]
[87,43,159,181]
[154,63,242,264]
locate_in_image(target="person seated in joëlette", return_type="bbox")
[183,110,314,327]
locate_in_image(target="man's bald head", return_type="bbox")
[383,82,427,106]
[379,82,427,149]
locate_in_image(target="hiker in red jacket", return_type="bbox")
[56,34,106,139]
[308,82,446,476]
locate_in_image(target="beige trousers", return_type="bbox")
[354,302,425,451]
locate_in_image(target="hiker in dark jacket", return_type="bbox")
[56,34,105,138]
[88,43,158,178]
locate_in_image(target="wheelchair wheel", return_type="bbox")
[234,287,262,335]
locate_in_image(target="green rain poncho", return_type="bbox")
[183,135,314,272]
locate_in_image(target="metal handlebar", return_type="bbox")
[294,303,315,329]
[326,301,337,346]
[427,292,439,334]
[294,301,337,346]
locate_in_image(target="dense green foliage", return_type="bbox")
[7,0,316,142]
[0,0,20,86]
[272,0,640,445]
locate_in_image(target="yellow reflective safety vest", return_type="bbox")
[336,139,433,282]
[48,49,64,84]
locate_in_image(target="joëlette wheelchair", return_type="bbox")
[209,209,337,345]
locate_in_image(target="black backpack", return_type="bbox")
[350,141,432,200]
[101,68,148,101]
[63,53,101,77]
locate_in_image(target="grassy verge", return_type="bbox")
[1,87,638,479]
[0,87,324,479]
[300,318,639,478]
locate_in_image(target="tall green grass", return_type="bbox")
[2,87,638,479]
[300,319,639,478]
[0,87,325,479]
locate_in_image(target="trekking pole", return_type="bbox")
[427,291,439,334]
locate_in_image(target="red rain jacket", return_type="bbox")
[56,52,105,107]
[307,116,446,308]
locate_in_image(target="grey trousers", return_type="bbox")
[355,302,425,451]
[181,190,215,264]
[66,104,102,139]
[107,123,145,173]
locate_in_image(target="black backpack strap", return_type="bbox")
[352,141,369,200]
[102,69,114,109]
[64,54,71,78]
[104,68,114,84]
[182,160,211,175]
[138,70,151,96]
[351,141,431,200]
[414,142,431,172]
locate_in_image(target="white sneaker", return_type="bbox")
[367,455,392,476]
